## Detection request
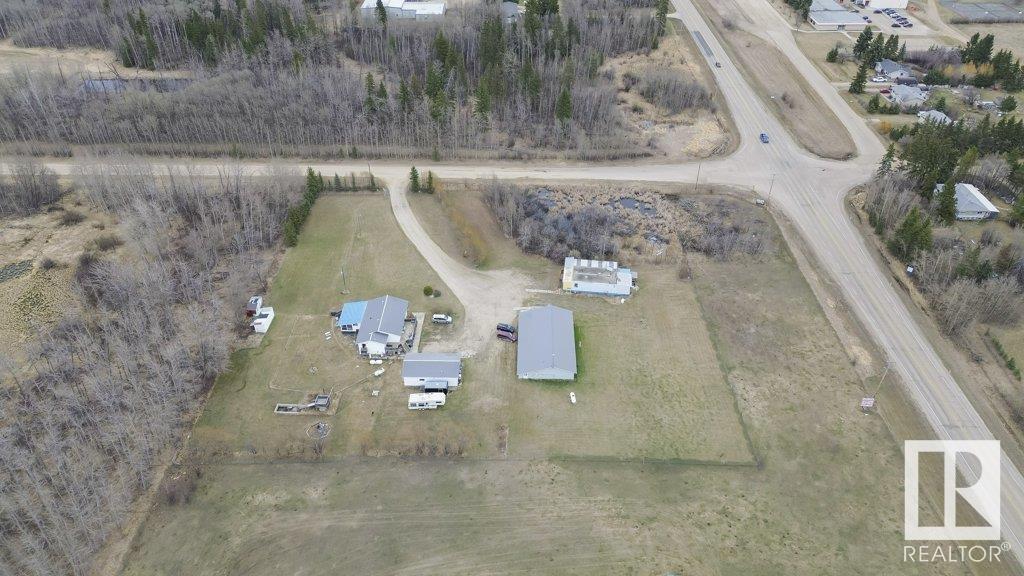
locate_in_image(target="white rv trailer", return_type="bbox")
[408,392,447,410]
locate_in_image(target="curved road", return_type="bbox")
[7,0,1022,563]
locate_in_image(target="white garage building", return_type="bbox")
[932,183,1000,221]
[402,353,462,391]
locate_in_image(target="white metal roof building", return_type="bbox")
[516,305,577,380]
[402,352,462,390]
[808,0,868,30]
[356,295,409,356]
[360,0,446,20]
[932,183,1000,221]
[561,257,636,297]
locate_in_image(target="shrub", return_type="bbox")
[39,257,58,270]
[638,70,713,114]
[92,233,123,252]
[423,285,434,296]
[60,209,85,226]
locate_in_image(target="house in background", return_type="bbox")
[875,59,913,81]
[402,353,462,392]
[516,305,577,380]
[917,109,952,125]
[890,84,927,108]
[932,182,1000,221]
[360,0,446,20]
[561,257,636,297]
[355,295,410,356]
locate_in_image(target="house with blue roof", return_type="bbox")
[337,300,368,333]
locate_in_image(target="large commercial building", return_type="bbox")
[516,305,577,380]
[808,0,868,31]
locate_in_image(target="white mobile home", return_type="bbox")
[408,392,446,410]
[402,353,462,391]
[561,257,636,297]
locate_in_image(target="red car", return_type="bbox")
[497,330,518,342]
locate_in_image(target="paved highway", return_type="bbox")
[7,0,1023,562]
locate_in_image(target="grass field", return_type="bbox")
[123,184,976,575]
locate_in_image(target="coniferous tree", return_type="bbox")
[850,62,868,94]
[853,28,873,59]
[409,166,420,193]
[826,45,839,63]
[936,178,957,224]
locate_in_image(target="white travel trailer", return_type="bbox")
[408,392,446,410]
[250,307,275,334]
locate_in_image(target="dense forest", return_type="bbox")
[0,0,679,159]
[0,159,302,575]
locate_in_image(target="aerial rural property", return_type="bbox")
[4,0,1024,574]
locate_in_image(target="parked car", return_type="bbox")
[862,15,869,20]
[904,23,913,27]
[497,330,518,342]
[891,23,901,28]
[873,9,882,13]
[496,323,517,333]
[759,132,770,143]
[432,314,453,324]
[871,75,887,82]
[714,61,722,68]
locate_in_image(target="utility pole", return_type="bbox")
[694,162,702,194]
[767,173,776,203]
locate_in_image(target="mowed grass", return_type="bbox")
[121,232,972,574]
[509,268,754,463]
[191,192,484,460]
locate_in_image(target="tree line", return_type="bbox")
[0,159,302,576]
[0,0,676,159]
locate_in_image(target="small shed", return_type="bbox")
[251,307,275,334]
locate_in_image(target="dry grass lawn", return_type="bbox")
[118,179,988,575]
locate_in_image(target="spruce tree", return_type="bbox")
[556,88,572,124]
[936,178,957,224]
[826,46,839,63]
[849,62,868,94]
[853,28,873,59]
[409,167,420,193]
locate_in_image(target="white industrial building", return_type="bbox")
[355,295,410,357]
[855,0,908,9]
[932,183,1000,221]
[360,0,446,20]
[516,305,577,380]
[561,257,636,297]
[402,353,462,391]
[808,0,868,31]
